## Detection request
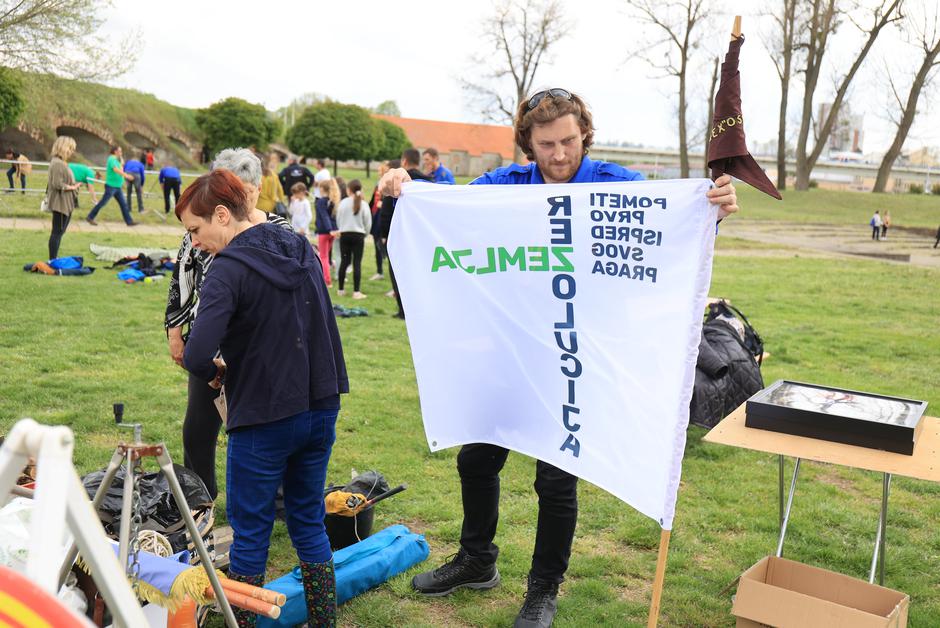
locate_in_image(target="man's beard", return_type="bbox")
[538,159,579,183]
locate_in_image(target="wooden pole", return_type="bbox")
[731,15,742,40]
[646,528,672,628]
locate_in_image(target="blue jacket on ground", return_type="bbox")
[183,222,348,431]
[471,155,644,186]
[124,159,145,184]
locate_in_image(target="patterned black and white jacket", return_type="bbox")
[164,213,292,337]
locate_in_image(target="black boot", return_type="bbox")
[513,575,559,627]
[411,549,500,596]
[300,559,336,627]
[226,571,264,627]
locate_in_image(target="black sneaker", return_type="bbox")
[513,576,558,627]
[411,550,500,596]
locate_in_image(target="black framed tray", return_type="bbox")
[745,380,928,455]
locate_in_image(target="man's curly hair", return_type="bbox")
[514,90,594,161]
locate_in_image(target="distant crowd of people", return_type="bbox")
[30,138,184,258]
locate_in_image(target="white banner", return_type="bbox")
[388,178,716,529]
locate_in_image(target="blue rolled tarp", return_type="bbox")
[258,524,429,627]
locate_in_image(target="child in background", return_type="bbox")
[289,182,312,236]
[335,179,371,299]
[315,179,339,287]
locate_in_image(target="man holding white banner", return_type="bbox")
[380,88,739,627]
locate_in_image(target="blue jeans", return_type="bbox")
[87,185,132,224]
[226,409,337,576]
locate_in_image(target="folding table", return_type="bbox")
[703,403,940,584]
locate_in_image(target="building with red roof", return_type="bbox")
[374,115,515,177]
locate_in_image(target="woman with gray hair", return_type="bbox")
[46,136,82,259]
[164,147,292,499]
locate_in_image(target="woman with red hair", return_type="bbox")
[178,169,347,627]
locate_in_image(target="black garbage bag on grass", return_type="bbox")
[82,463,212,537]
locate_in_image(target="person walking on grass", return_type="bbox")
[335,179,371,299]
[881,211,891,240]
[46,136,82,260]
[369,161,391,281]
[85,146,138,226]
[289,182,313,237]
[160,163,182,214]
[124,155,146,213]
[870,210,882,241]
[314,179,339,287]
[179,169,346,628]
[379,87,739,628]
[68,161,101,207]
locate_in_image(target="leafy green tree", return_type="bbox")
[195,98,277,155]
[375,119,410,160]
[0,68,24,130]
[286,102,378,173]
[373,100,401,116]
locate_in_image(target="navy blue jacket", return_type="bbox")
[314,197,337,234]
[183,222,348,431]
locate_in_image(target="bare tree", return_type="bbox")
[765,0,801,190]
[461,0,570,163]
[873,7,940,192]
[0,0,139,80]
[625,0,712,178]
[793,0,904,190]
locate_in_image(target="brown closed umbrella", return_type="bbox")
[708,20,782,200]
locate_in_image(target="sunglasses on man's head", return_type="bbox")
[527,88,572,110]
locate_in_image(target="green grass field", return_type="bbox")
[1,183,939,626]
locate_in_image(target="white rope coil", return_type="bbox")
[136,529,173,557]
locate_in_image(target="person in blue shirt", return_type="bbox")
[159,164,182,214]
[422,147,456,184]
[379,88,739,628]
[124,157,146,213]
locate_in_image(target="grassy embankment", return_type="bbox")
[1,181,939,626]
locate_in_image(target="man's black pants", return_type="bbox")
[457,443,578,583]
[163,178,181,213]
[182,372,222,500]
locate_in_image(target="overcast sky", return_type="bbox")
[100,0,939,157]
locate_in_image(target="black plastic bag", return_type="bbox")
[82,463,212,532]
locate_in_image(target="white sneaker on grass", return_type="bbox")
[369,273,384,281]
[337,289,346,296]
[352,292,367,300]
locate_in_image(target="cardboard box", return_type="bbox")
[732,556,909,628]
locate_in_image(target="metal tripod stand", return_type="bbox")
[57,418,237,628]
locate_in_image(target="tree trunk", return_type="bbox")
[873,42,940,193]
[365,160,371,179]
[776,74,790,190]
[333,159,338,175]
[678,58,689,178]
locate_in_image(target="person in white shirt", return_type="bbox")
[289,182,312,236]
[313,159,331,199]
[334,178,372,299]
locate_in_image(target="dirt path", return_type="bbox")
[719,220,940,268]
[0,215,182,237]
[4,215,940,269]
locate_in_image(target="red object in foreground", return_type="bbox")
[707,34,782,200]
[0,565,87,628]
